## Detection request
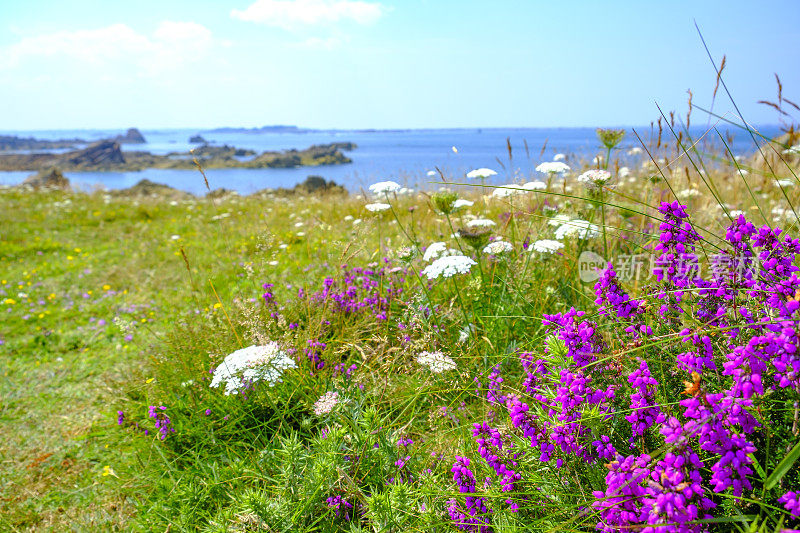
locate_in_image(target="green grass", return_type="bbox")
[1,127,798,531]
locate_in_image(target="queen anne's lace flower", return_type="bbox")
[532,239,564,254]
[536,161,571,174]
[422,255,476,279]
[453,199,474,209]
[210,343,297,395]
[466,168,497,179]
[416,351,457,373]
[577,169,612,188]
[423,241,458,262]
[547,213,571,227]
[313,391,340,415]
[466,218,496,228]
[491,185,521,198]
[483,240,513,255]
[369,181,401,195]
[555,219,599,239]
[522,181,546,190]
[365,202,391,212]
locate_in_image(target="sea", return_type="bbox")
[0,126,781,194]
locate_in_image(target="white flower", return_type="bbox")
[369,181,401,195]
[627,147,643,155]
[554,219,599,240]
[677,188,701,198]
[427,170,438,177]
[522,181,546,190]
[353,218,362,225]
[466,218,496,228]
[729,210,744,218]
[422,255,476,280]
[777,179,795,188]
[466,168,497,179]
[452,146,458,153]
[577,169,612,188]
[416,351,457,373]
[547,213,571,227]
[532,239,564,254]
[210,343,297,395]
[619,166,631,178]
[453,199,474,209]
[483,240,513,255]
[294,221,304,227]
[491,184,521,198]
[365,202,391,212]
[170,234,181,240]
[536,161,570,174]
[344,215,354,221]
[423,241,458,262]
[313,391,340,415]
[553,153,566,161]
[593,155,603,165]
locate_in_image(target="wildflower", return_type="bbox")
[596,128,626,149]
[779,491,800,519]
[457,228,491,251]
[369,181,401,195]
[547,213,571,227]
[522,181,546,190]
[313,391,340,415]
[531,239,564,254]
[432,190,459,214]
[453,199,474,209]
[101,465,116,477]
[365,202,391,212]
[423,242,457,262]
[427,170,438,177]
[422,256,476,280]
[627,146,643,155]
[148,405,175,440]
[466,168,497,179]
[416,351,457,373]
[210,343,297,395]
[466,218,496,228]
[577,169,612,189]
[491,184,521,198]
[553,153,566,161]
[554,219,599,240]
[483,240,513,255]
[677,188,701,198]
[619,166,631,178]
[536,161,570,174]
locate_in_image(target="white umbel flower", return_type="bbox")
[313,391,340,415]
[522,181,546,190]
[577,169,612,188]
[531,239,565,254]
[536,161,571,174]
[491,184,521,198]
[466,218,496,228]
[553,153,566,161]
[423,241,459,262]
[369,181,401,195]
[422,255,476,279]
[677,188,701,199]
[483,240,513,255]
[416,351,457,373]
[547,213,572,227]
[365,202,391,212]
[554,219,599,240]
[466,168,497,179]
[453,199,474,209]
[210,343,297,395]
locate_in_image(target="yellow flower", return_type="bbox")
[103,284,111,291]
[213,303,222,309]
[102,465,117,477]
[4,298,15,305]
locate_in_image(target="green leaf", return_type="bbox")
[765,439,800,490]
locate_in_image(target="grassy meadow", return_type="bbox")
[1,124,799,532]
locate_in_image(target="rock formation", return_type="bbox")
[21,167,70,190]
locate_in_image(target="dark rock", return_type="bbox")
[21,167,70,190]
[189,135,207,144]
[112,179,192,199]
[66,141,125,168]
[0,135,84,151]
[114,128,146,144]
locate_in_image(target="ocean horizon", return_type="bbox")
[0,125,783,194]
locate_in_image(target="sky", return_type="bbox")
[0,0,798,130]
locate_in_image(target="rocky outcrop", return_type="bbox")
[0,142,354,171]
[66,141,126,168]
[189,135,207,143]
[111,179,192,199]
[114,128,146,144]
[252,176,347,196]
[21,167,70,190]
[0,135,84,151]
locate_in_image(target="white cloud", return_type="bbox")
[0,21,215,76]
[231,0,385,29]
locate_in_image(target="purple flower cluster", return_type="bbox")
[326,495,354,520]
[448,457,493,532]
[148,405,175,440]
[312,264,405,320]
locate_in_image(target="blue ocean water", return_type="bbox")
[0,126,781,194]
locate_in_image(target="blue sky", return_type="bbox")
[0,0,798,129]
